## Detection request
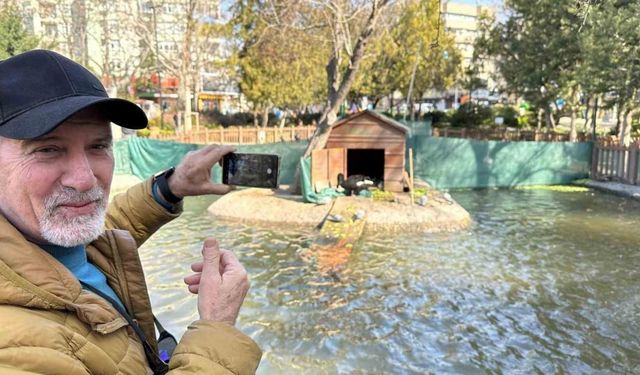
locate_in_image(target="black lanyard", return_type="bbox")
[79,281,176,375]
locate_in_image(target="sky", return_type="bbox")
[454,0,502,5]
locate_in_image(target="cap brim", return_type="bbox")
[0,96,148,140]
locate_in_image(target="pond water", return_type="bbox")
[139,189,640,374]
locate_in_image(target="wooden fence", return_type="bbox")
[150,126,316,144]
[432,127,595,142]
[592,143,640,185]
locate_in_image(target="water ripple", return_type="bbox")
[138,189,640,374]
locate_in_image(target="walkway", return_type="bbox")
[578,179,640,200]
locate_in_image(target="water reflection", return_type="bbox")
[139,190,640,374]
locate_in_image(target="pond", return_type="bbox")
[139,189,640,374]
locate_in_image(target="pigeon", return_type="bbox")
[418,195,429,206]
[327,214,343,222]
[442,191,453,204]
[353,209,366,220]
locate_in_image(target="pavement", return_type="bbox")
[576,179,640,200]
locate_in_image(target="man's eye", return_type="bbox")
[35,147,59,154]
[92,143,112,150]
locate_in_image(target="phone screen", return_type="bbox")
[222,153,280,188]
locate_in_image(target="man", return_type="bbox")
[0,49,261,374]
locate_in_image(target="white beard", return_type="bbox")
[39,186,107,247]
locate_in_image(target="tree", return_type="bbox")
[231,0,397,157]
[134,0,227,131]
[354,0,460,116]
[475,0,583,138]
[579,0,640,146]
[85,0,147,98]
[390,0,460,119]
[288,0,397,193]
[0,5,38,59]
[231,0,327,127]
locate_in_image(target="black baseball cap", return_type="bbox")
[0,49,147,140]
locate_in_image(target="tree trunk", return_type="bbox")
[261,106,269,128]
[537,108,543,130]
[184,83,192,132]
[287,1,389,194]
[278,109,288,130]
[619,108,633,147]
[583,96,591,131]
[569,107,577,142]
[615,103,622,136]
[544,107,556,130]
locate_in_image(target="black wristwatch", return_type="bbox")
[154,167,183,204]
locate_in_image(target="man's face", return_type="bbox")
[0,109,114,246]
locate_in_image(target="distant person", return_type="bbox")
[349,100,358,114]
[0,50,261,373]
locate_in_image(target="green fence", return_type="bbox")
[410,137,592,189]
[114,132,592,190]
[114,137,307,184]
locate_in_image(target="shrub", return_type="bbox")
[424,110,449,126]
[200,110,256,127]
[449,103,493,128]
[492,105,519,127]
[136,128,151,137]
[296,112,322,126]
[147,116,162,129]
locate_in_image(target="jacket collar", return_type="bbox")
[0,214,128,334]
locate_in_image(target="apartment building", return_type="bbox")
[441,0,498,105]
[13,0,237,114]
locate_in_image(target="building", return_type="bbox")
[441,1,498,106]
[12,0,240,121]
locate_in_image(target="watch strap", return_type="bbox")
[155,167,182,204]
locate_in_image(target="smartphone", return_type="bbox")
[222,153,280,188]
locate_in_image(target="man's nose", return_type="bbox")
[61,151,97,191]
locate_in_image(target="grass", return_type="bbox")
[514,185,590,192]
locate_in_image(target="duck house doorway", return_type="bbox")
[347,149,385,186]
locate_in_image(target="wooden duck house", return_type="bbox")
[311,110,409,192]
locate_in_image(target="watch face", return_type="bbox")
[155,167,174,179]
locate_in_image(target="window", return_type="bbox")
[163,3,175,13]
[44,23,57,36]
[159,41,178,52]
[107,20,119,31]
[109,60,123,70]
[142,2,154,13]
[40,4,56,18]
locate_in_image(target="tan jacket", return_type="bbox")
[0,179,261,374]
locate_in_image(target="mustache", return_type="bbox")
[44,186,105,210]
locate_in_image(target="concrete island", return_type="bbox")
[207,187,472,234]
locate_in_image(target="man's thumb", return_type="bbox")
[201,238,221,274]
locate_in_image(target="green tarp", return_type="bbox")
[300,156,344,204]
[115,137,307,184]
[411,136,592,189]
